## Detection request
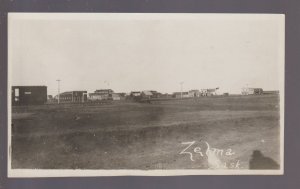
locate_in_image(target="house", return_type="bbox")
[117,93,126,98]
[130,91,142,100]
[12,86,47,105]
[89,89,114,100]
[95,89,114,99]
[241,88,263,95]
[150,90,162,98]
[89,93,103,101]
[189,90,201,97]
[201,88,219,96]
[95,89,114,94]
[173,92,191,98]
[111,93,121,100]
[130,91,141,97]
[55,91,88,103]
[141,91,153,99]
[115,93,126,100]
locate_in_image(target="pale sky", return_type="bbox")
[9,13,284,95]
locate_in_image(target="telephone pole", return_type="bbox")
[180,81,184,99]
[56,79,61,104]
[104,80,110,88]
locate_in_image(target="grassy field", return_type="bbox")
[11,94,281,170]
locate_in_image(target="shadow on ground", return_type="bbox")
[249,150,279,169]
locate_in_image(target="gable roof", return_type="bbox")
[142,91,153,96]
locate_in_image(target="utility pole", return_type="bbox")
[104,80,110,88]
[56,79,61,104]
[180,81,184,99]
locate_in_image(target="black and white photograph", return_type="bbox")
[8,13,284,177]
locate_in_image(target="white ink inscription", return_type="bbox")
[179,140,240,169]
[180,141,235,160]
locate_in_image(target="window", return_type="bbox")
[15,88,19,96]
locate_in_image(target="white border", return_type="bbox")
[7,13,285,177]
[9,169,283,177]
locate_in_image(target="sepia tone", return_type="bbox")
[8,13,284,176]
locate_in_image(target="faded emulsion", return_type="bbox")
[8,13,284,176]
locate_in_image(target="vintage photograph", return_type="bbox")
[8,13,284,176]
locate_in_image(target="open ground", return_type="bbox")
[11,94,281,170]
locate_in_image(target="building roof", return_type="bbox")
[95,89,113,93]
[142,91,153,96]
[173,92,188,95]
[89,93,102,96]
[59,91,73,95]
[207,89,216,92]
[130,91,141,96]
[12,85,47,88]
[189,90,200,92]
[201,88,218,92]
[59,91,87,95]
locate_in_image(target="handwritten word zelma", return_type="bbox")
[179,141,235,161]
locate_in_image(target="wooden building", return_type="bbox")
[242,88,263,95]
[56,91,88,103]
[89,89,114,101]
[12,86,47,105]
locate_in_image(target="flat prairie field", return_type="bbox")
[11,94,281,170]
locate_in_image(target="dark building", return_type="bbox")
[130,91,142,101]
[55,91,88,103]
[150,90,162,98]
[12,86,47,106]
[189,90,201,97]
[141,90,162,99]
[141,91,153,99]
[116,93,126,99]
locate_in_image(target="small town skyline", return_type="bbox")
[11,81,276,97]
[12,75,281,96]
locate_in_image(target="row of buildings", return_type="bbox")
[11,86,278,106]
[52,89,126,103]
[50,89,218,103]
[173,88,219,98]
